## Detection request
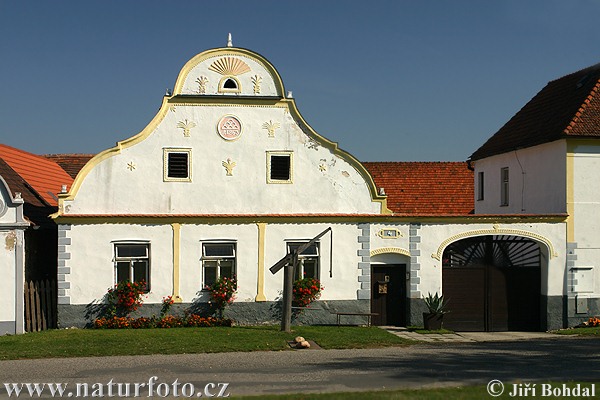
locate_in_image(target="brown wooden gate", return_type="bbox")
[442,236,541,332]
[371,265,406,326]
[24,280,57,332]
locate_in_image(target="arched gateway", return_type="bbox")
[442,235,542,332]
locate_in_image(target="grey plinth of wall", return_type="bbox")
[58,300,372,329]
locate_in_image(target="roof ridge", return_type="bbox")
[0,143,56,163]
[563,78,600,135]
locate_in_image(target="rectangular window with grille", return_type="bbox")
[267,151,293,183]
[163,148,192,182]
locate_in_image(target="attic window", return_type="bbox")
[224,79,237,89]
[218,76,241,93]
[163,148,192,182]
[267,151,293,184]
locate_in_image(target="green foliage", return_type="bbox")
[105,280,146,317]
[207,276,237,311]
[423,292,449,314]
[292,277,323,307]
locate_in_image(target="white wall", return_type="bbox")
[473,140,567,215]
[571,143,600,295]
[0,231,16,325]
[65,221,364,305]
[0,180,27,334]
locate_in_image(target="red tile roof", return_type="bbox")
[363,162,474,215]
[0,144,73,206]
[43,154,95,179]
[0,158,43,207]
[471,63,600,160]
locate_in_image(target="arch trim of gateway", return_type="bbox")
[370,247,411,257]
[431,228,558,261]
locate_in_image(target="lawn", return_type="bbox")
[0,325,414,360]
[553,326,600,336]
[238,386,490,400]
[238,382,596,399]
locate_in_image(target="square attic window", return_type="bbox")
[163,148,192,182]
[267,151,293,183]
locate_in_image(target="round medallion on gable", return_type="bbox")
[217,115,243,141]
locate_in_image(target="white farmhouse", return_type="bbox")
[51,40,584,331]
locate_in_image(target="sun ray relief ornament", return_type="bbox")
[209,57,250,76]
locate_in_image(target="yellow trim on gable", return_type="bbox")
[52,95,172,217]
[173,48,285,97]
[283,98,390,214]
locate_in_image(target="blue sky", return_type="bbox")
[1,1,599,161]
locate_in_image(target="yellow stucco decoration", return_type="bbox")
[52,46,390,218]
[370,247,410,257]
[431,228,559,261]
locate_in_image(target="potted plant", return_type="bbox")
[422,292,448,330]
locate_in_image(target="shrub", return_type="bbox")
[105,280,146,317]
[292,277,323,307]
[207,276,237,314]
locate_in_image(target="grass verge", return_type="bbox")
[238,382,596,399]
[553,326,600,335]
[0,325,414,360]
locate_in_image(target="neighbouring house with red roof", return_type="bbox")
[0,145,86,334]
[0,159,29,334]
[468,63,600,329]
[44,41,578,332]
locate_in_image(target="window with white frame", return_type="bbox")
[287,242,320,280]
[113,242,150,291]
[163,148,192,182]
[267,151,293,183]
[500,167,509,206]
[202,242,236,287]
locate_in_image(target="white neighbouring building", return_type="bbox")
[52,40,592,331]
[0,160,29,335]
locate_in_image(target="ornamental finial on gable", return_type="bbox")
[227,33,233,47]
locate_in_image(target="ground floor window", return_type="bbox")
[287,242,320,279]
[202,242,236,287]
[113,242,150,291]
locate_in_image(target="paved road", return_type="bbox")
[0,337,599,398]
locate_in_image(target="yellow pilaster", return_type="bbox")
[171,223,183,303]
[566,144,575,243]
[255,222,267,301]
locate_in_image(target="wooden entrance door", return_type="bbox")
[371,265,406,326]
[442,236,541,332]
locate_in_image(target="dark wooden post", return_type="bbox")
[280,253,297,332]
